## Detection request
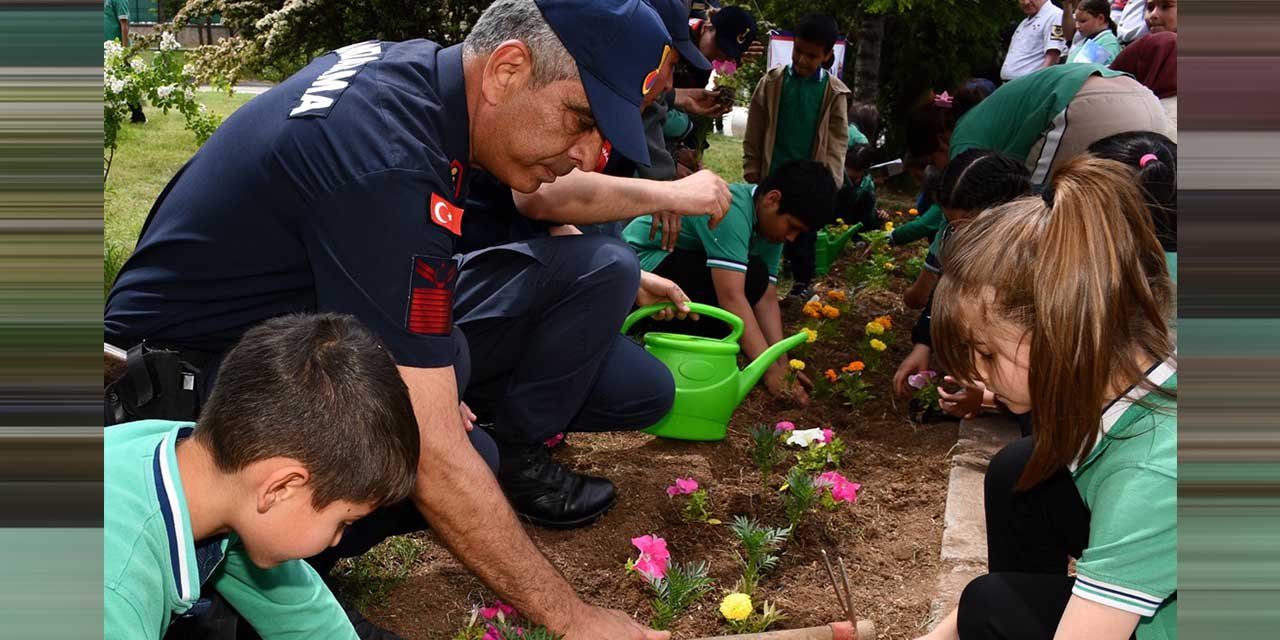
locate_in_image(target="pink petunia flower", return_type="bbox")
[480,600,517,620]
[907,370,939,390]
[631,534,671,581]
[543,432,565,448]
[666,477,699,497]
[775,420,796,433]
[816,471,862,504]
[712,59,739,75]
[821,428,835,444]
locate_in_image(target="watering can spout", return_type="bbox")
[737,330,812,403]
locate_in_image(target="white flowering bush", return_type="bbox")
[103,32,221,178]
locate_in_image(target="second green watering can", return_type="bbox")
[814,222,864,276]
[621,302,811,441]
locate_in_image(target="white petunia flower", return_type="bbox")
[786,428,827,449]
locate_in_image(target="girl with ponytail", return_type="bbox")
[914,155,1177,640]
[1067,0,1122,65]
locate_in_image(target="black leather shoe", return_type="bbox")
[497,445,616,530]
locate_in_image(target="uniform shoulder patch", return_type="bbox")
[405,255,457,336]
[429,192,465,236]
[289,41,384,118]
[1050,24,1064,40]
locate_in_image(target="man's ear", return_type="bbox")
[480,39,535,106]
[256,463,311,514]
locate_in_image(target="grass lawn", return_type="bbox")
[103,91,254,294]
[702,132,744,183]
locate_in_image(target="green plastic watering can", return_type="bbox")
[621,302,811,441]
[814,222,864,276]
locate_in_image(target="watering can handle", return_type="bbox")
[621,302,745,344]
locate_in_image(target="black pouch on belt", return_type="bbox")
[105,342,203,425]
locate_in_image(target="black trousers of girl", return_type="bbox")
[959,436,1135,640]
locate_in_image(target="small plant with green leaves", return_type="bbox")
[667,477,716,524]
[781,467,818,531]
[728,516,789,597]
[831,361,876,409]
[748,423,788,491]
[451,601,563,640]
[648,561,714,630]
[794,435,846,474]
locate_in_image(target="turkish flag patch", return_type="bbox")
[428,192,465,236]
[596,140,613,173]
[405,255,457,336]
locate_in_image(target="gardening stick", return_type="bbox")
[688,620,877,640]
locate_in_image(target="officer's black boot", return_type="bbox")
[496,443,616,530]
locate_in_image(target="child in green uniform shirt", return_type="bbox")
[916,156,1177,640]
[1067,0,1122,65]
[623,160,836,404]
[104,314,420,639]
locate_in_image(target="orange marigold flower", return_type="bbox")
[874,315,893,330]
[827,290,847,302]
[909,208,919,216]
[822,305,840,319]
[848,361,866,372]
[804,306,823,319]
[824,369,838,383]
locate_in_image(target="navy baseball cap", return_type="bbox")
[646,0,711,71]
[711,5,757,62]
[535,0,671,166]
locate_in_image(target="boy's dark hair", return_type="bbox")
[1088,131,1177,251]
[847,101,881,146]
[846,143,874,172]
[905,103,957,159]
[794,13,839,51]
[952,78,996,120]
[936,149,1032,213]
[758,160,838,229]
[195,313,420,509]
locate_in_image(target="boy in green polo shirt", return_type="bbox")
[623,159,836,404]
[742,13,850,300]
[104,313,420,639]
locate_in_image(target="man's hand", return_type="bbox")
[893,343,932,397]
[669,169,731,228]
[561,604,670,640]
[649,211,682,251]
[635,272,698,321]
[675,88,733,117]
[458,401,476,431]
[763,366,811,407]
[938,377,984,419]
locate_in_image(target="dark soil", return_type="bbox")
[368,212,959,640]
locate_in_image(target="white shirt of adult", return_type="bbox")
[1001,0,1067,81]
[1117,0,1149,43]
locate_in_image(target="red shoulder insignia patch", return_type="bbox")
[405,255,457,336]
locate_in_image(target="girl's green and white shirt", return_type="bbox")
[1071,359,1178,640]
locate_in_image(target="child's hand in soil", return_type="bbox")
[938,377,983,419]
[894,343,932,397]
[764,367,812,407]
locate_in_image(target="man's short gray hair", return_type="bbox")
[463,0,579,88]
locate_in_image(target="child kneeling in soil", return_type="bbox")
[623,159,837,405]
[104,313,420,639]
[916,156,1176,640]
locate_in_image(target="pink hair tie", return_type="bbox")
[933,91,954,108]
[1139,153,1159,168]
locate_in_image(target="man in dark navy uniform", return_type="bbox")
[450,0,732,533]
[105,1,706,638]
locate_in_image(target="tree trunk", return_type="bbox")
[852,11,885,105]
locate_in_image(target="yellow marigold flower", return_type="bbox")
[824,369,838,383]
[870,339,887,352]
[720,592,753,621]
[875,315,893,329]
[789,359,806,371]
[909,208,919,216]
[802,327,818,343]
[884,221,895,232]
[884,262,896,270]
[835,218,845,225]
[865,321,885,335]
[827,290,847,302]
[822,305,840,319]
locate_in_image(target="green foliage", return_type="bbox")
[649,561,714,630]
[903,247,927,281]
[835,370,875,409]
[331,535,425,611]
[452,611,563,640]
[680,488,714,524]
[748,424,788,490]
[173,0,486,86]
[781,467,818,531]
[794,436,846,474]
[725,599,787,634]
[728,516,790,597]
[103,34,221,178]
